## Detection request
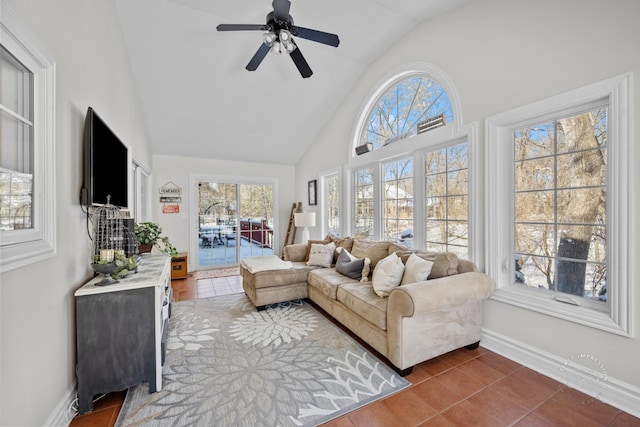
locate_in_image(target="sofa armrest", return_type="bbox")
[388,272,495,317]
[386,272,495,370]
[283,243,308,262]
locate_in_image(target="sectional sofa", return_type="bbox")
[240,237,495,375]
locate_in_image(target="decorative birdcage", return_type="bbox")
[90,198,136,284]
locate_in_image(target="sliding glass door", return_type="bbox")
[197,181,274,269]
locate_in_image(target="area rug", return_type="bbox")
[194,266,240,279]
[115,294,409,427]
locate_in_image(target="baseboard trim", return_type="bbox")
[45,380,77,427]
[481,328,640,418]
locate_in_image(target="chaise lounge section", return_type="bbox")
[241,238,495,375]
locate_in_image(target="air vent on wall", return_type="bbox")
[417,114,446,134]
[355,142,372,155]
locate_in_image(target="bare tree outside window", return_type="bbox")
[424,143,469,258]
[326,174,340,236]
[354,167,374,240]
[361,76,453,150]
[383,157,413,247]
[514,108,607,302]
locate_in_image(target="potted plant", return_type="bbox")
[134,221,178,256]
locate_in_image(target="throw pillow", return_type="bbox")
[307,242,336,268]
[414,251,459,278]
[335,248,371,281]
[304,235,333,261]
[372,252,405,298]
[400,253,434,285]
[335,248,365,280]
[330,236,354,263]
[351,239,392,269]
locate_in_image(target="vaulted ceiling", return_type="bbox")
[114,0,469,165]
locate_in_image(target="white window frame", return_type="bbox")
[131,158,151,223]
[486,73,633,336]
[348,63,481,264]
[319,167,341,237]
[1,3,56,273]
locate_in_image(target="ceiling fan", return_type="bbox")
[216,0,340,78]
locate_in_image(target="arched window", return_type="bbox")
[359,75,453,151]
[349,67,472,260]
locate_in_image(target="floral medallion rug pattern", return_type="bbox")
[115,294,409,427]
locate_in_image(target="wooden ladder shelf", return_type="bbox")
[283,202,302,257]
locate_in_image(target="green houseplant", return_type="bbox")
[134,221,178,256]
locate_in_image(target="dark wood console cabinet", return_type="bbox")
[75,255,172,414]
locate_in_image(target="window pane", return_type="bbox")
[515,223,556,257]
[515,157,554,191]
[514,191,554,223]
[1,47,34,234]
[516,255,555,289]
[426,219,446,243]
[514,122,554,160]
[426,174,446,197]
[384,157,413,248]
[354,167,374,240]
[326,174,340,236]
[424,142,468,258]
[361,76,453,150]
[447,169,467,195]
[0,46,32,120]
[513,108,607,301]
[557,149,606,188]
[0,171,33,231]
[447,220,468,247]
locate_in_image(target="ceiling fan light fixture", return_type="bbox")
[263,31,276,46]
[283,40,296,53]
[279,29,291,42]
[270,41,284,55]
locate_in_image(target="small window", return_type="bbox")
[383,157,413,247]
[486,74,632,335]
[424,142,469,258]
[354,167,375,240]
[1,46,34,233]
[325,173,340,237]
[514,108,607,305]
[359,76,453,151]
[0,5,56,272]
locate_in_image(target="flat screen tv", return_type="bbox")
[80,107,129,208]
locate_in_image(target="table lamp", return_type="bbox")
[294,212,316,244]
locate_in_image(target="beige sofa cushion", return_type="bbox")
[351,239,393,269]
[337,282,388,330]
[307,268,358,300]
[241,261,316,289]
[331,236,354,262]
[397,251,460,279]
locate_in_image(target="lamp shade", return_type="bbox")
[294,212,316,227]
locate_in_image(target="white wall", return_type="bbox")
[296,0,640,400]
[0,0,152,425]
[151,155,295,268]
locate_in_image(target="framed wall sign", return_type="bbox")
[308,180,317,206]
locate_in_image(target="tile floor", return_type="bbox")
[71,273,640,427]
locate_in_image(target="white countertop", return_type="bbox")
[75,254,170,296]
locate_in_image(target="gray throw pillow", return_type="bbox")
[335,248,365,280]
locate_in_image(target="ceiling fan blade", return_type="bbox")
[290,44,313,78]
[292,26,340,47]
[246,43,271,71]
[217,24,267,31]
[272,0,291,22]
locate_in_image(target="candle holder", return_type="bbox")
[90,197,126,285]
